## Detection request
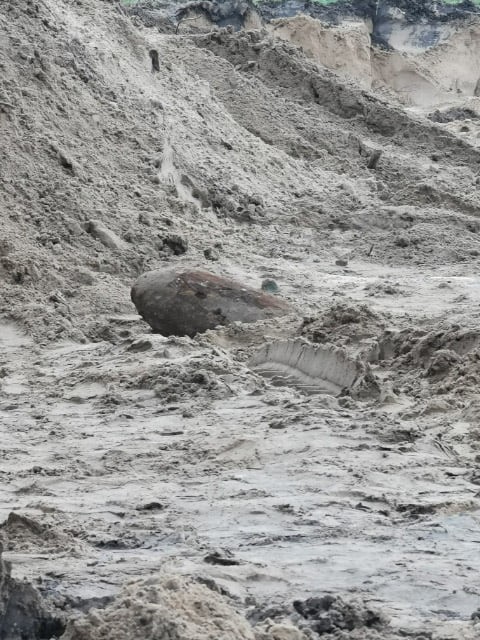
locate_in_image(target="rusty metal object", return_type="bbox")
[131,269,290,337]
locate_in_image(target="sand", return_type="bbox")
[1,0,480,638]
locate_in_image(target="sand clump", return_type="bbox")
[62,574,256,640]
[2,512,68,552]
[372,324,480,394]
[300,302,386,355]
[60,575,416,640]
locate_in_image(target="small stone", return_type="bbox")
[85,220,125,251]
[56,149,75,173]
[204,551,240,566]
[161,235,188,256]
[135,502,165,511]
[138,212,151,226]
[335,258,348,267]
[261,278,279,293]
[471,607,480,621]
[367,149,382,169]
[269,420,287,429]
[394,235,410,248]
[0,240,13,257]
[127,339,152,353]
[248,194,264,206]
[149,49,160,73]
[204,247,219,261]
[65,218,84,236]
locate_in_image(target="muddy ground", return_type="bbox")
[1,0,480,638]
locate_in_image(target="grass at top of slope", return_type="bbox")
[120,0,480,7]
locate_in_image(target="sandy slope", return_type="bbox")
[1,0,480,638]
[267,14,480,108]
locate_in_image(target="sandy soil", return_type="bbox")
[267,14,480,109]
[1,0,480,638]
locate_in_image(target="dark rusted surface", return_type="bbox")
[131,269,290,337]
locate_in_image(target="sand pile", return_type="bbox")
[0,512,83,555]
[373,17,480,107]
[61,573,413,640]
[373,323,480,390]
[2,0,480,344]
[268,16,373,91]
[261,12,480,108]
[63,574,256,640]
[301,301,386,354]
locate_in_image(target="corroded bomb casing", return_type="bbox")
[131,269,290,337]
